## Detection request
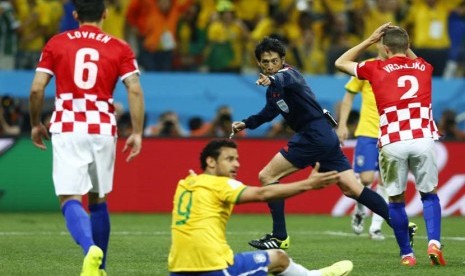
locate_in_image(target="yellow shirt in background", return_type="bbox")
[207,20,246,68]
[403,0,456,48]
[102,0,130,39]
[16,0,51,51]
[168,174,247,272]
[345,75,380,138]
[234,0,268,23]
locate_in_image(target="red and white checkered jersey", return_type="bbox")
[356,56,439,147]
[36,25,140,136]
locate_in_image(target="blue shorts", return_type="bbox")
[170,251,270,276]
[280,131,351,172]
[353,136,379,173]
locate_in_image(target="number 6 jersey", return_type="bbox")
[36,25,140,136]
[355,56,439,147]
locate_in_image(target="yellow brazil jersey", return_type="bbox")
[168,174,247,272]
[207,20,246,68]
[345,75,379,138]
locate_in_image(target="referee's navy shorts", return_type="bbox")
[280,129,352,172]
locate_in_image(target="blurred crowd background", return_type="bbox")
[1,0,465,140]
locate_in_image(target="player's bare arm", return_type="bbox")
[237,162,339,204]
[123,73,145,162]
[336,92,356,145]
[29,71,52,150]
[335,22,392,75]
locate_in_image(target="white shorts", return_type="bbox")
[379,137,438,196]
[52,132,116,197]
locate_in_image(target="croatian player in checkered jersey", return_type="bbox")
[29,0,145,275]
[335,23,445,267]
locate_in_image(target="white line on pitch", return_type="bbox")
[0,230,464,242]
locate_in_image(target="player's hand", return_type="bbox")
[367,22,392,44]
[31,123,50,150]
[231,121,246,136]
[336,124,349,146]
[255,73,271,86]
[306,162,339,190]
[123,133,142,162]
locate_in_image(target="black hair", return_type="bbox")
[254,37,286,61]
[72,0,105,22]
[200,139,237,170]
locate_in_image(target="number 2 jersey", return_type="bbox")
[168,174,247,272]
[36,25,140,136]
[355,56,439,147]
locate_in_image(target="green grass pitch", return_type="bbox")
[0,213,464,275]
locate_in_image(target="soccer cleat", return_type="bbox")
[81,245,103,276]
[248,233,290,250]
[369,229,385,241]
[427,244,446,266]
[351,212,365,235]
[408,222,417,248]
[400,255,416,267]
[319,260,353,276]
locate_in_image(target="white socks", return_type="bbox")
[278,259,322,276]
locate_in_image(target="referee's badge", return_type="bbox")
[276,99,289,113]
[356,155,365,167]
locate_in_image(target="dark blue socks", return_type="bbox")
[421,193,441,242]
[89,202,110,269]
[267,199,287,239]
[389,202,412,255]
[62,200,94,254]
[357,187,391,227]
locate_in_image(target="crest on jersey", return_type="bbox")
[356,155,365,167]
[253,252,267,263]
[276,99,289,113]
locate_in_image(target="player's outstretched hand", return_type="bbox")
[123,133,142,162]
[31,123,50,150]
[306,162,339,190]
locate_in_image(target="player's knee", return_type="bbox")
[267,249,290,273]
[258,170,272,186]
[389,193,405,203]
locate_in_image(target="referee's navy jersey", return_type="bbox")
[243,65,350,171]
[243,65,333,136]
